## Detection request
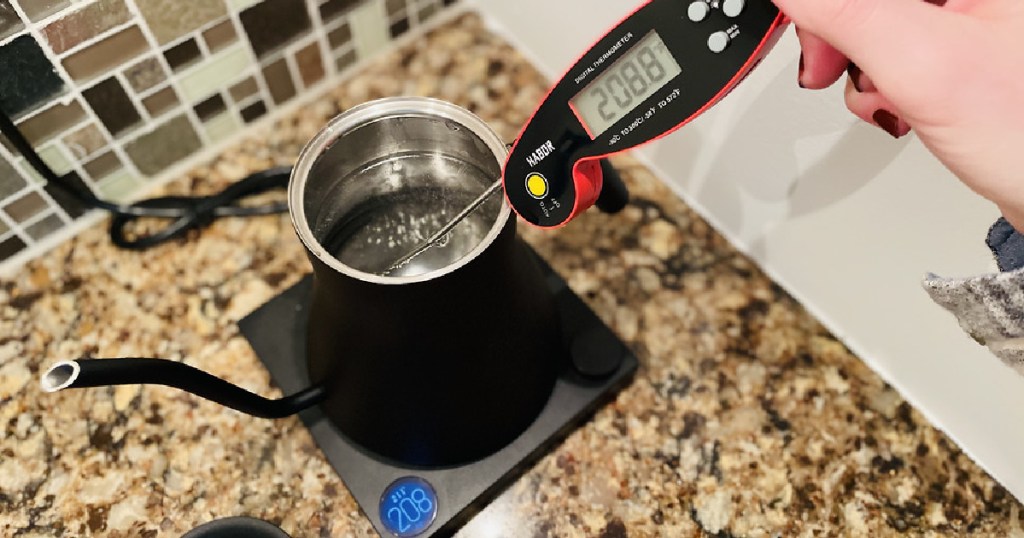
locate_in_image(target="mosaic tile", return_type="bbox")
[0,218,8,236]
[124,115,201,176]
[295,42,325,88]
[63,122,106,159]
[0,0,24,40]
[335,48,357,72]
[179,43,249,102]
[26,212,63,240]
[0,153,26,198]
[262,58,295,105]
[418,2,439,21]
[124,56,167,93]
[15,100,85,145]
[320,0,360,23]
[135,0,227,45]
[43,171,89,217]
[193,92,226,121]
[82,150,121,179]
[202,110,238,143]
[62,24,146,82]
[83,77,141,136]
[349,0,389,58]
[4,191,48,222]
[326,21,351,50]
[164,38,202,72]
[239,100,266,123]
[96,168,139,202]
[142,86,179,117]
[18,159,45,184]
[43,0,130,54]
[17,0,69,22]
[228,76,258,103]
[0,35,66,119]
[389,16,409,38]
[229,0,259,9]
[0,235,26,260]
[240,0,311,58]
[38,145,72,174]
[0,133,12,153]
[202,19,237,53]
[385,0,403,17]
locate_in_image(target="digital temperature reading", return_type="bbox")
[379,477,438,537]
[570,31,682,137]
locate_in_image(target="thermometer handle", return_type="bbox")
[594,159,630,214]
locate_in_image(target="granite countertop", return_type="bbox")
[1,12,1022,538]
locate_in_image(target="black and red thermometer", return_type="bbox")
[503,0,788,228]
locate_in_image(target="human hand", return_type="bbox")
[772,0,1024,229]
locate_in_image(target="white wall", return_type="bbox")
[472,0,1024,501]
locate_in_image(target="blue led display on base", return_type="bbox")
[379,477,438,537]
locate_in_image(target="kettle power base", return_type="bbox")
[239,249,638,537]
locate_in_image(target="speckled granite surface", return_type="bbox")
[1,13,1023,538]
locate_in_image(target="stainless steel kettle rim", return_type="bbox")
[288,96,511,285]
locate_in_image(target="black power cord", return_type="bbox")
[0,109,291,250]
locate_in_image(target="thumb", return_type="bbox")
[773,0,961,94]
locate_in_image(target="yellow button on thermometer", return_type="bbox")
[525,172,549,199]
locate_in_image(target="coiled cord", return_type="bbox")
[1,109,291,250]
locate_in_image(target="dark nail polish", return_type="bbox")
[873,109,902,138]
[798,53,806,88]
[923,0,947,6]
[848,63,865,92]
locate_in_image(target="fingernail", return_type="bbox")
[873,109,904,138]
[848,63,865,92]
[798,53,806,88]
[923,0,947,5]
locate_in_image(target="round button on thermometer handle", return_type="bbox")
[707,31,730,53]
[722,0,745,17]
[687,1,709,22]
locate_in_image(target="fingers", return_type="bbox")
[772,0,957,91]
[843,78,912,138]
[795,28,848,89]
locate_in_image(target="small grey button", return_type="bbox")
[722,0,745,17]
[687,1,710,22]
[707,31,730,53]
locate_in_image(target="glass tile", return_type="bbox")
[240,0,311,59]
[83,77,141,136]
[18,159,45,184]
[202,19,237,53]
[335,48,356,72]
[62,25,147,82]
[0,35,66,119]
[164,38,201,72]
[228,76,257,103]
[83,150,121,179]
[295,42,324,88]
[0,235,26,260]
[4,191,48,222]
[326,21,351,50]
[26,212,64,240]
[239,100,265,123]
[320,0,360,23]
[389,17,409,38]
[135,0,227,45]
[96,168,139,202]
[202,110,237,143]
[16,0,69,22]
[385,0,403,17]
[229,0,258,9]
[348,1,388,59]
[193,92,226,121]
[262,57,295,105]
[123,56,167,93]
[43,0,130,54]
[38,145,72,174]
[179,44,248,102]
[1,153,27,199]
[63,122,106,159]
[418,3,438,22]
[124,115,200,176]
[15,100,85,146]
[142,86,179,117]
[0,0,24,41]
[43,171,88,217]
[0,218,8,236]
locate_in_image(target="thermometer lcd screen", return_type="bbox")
[570,31,682,137]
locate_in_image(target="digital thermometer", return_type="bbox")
[503,0,788,228]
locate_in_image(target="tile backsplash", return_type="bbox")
[0,0,457,268]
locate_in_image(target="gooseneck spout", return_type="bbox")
[41,359,327,419]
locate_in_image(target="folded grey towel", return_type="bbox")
[924,218,1024,375]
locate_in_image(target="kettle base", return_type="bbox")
[239,246,638,538]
